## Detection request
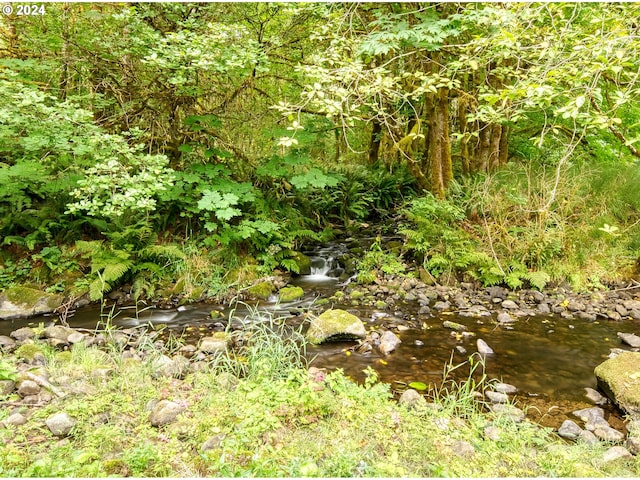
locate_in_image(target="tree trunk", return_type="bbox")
[426,87,452,198]
[368,120,382,164]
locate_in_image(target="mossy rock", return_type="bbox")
[305,309,366,345]
[247,281,275,300]
[278,286,304,303]
[349,289,365,300]
[291,252,311,275]
[595,352,640,415]
[15,344,46,363]
[0,287,63,320]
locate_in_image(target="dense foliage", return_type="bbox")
[1,3,640,298]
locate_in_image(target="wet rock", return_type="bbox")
[45,412,77,437]
[10,327,36,342]
[305,309,366,345]
[501,300,518,310]
[17,380,40,397]
[537,303,551,314]
[584,387,608,405]
[607,311,622,321]
[67,332,87,344]
[497,312,516,324]
[617,332,640,348]
[477,339,494,355]
[594,425,625,442]
[558,419,583,440]
[198,333,229,353]
[567,300,585,312]
[485,391,508,404]
[378,330,401,355]
[630,309,640,321]
[585,415,611,432]
[623,300,640,311]
[44,325,75,344]
[486,286,507,300]
[149,400,186,427]
[493,382,517,394]
[399,389,427,409]
[594,352,640,415]
[433,301,451,311]
[246,281,275,300]
[602,446,632,462]
[442,320,467,332]
[490,404,525,422]
[458,305,491,318]
[0,287,63,320]
[529,291,546,303]
[615,304,629,317]
[577,311,597,321]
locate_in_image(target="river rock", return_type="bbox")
[501,300,518,310]
[537,303,551,314]
[493,382,517,394]
[433,301,451,311]
[198,333,229,353]
[0,287,63,320]
[149,400,186,427]
[573,406,605,424]
[44,325,75,343]
[594,425,625,442]
[378,330,401,355]
[594,352,640,415]
[630,309,640,321]
[0,335,16,352]
[578,429,599,445]
[399,389,427,409]
[305,309,366,345]
[45,412,77,437]
[558,419,583,440]
[246,281,275,300]
[477,339,494,355]
[153,354,190,378]
[0,380,15,395]
[584,387,608,405]
[442,320,466,331]
[17,380,40,397]
[67,331,87,344]
[458,305,491,318]
[602,446,633,462]
[617,332,640,348]
[450,439,475,458]
[485,391,508,404]
[4,412,27,426]
[626,437,640,455]
[10,327,36,342]
[278,286,304,303]
[497,312,516,324]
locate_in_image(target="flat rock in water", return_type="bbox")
[558,419,583,440]
[594,352,640,415]
[477,338,494,355]
[442,320,466,331]
[617,332,640,348]
[492,382,517,394]
[305,309,366,345]
[497,312,516,324]
[0,287,63,320]
[378,330,401,355]
[485,391,509,404]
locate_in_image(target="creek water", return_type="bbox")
[2,241,639,430]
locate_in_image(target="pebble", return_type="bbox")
[4,412,27,426]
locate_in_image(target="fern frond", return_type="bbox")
[74,240,104,255]
[526,270,550,291]
[140,244,186,261]
[89,277,112,301]
[279,258,300,274]
[101,260,134,283]
[134,262,164,277]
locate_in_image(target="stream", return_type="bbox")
[2,240,639,431]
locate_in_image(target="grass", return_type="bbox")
[0,314,639,477]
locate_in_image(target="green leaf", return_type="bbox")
[408,381,427,391]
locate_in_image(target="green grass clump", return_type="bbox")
[0,313,638,477]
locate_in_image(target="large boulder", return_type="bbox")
[0,287,63,320]
[305,309,366,345]
[594,352,640,415]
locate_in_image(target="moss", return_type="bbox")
[305,309,366,345]
[291,252,311,275]
[594,352,640,415]
[15,344,45,362]
[247,281,275,300]
[278,286,304,303]
[349,289,365,300]
[4,287,47,307]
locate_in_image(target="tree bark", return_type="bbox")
[368,120,382,164]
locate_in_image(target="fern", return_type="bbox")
[526,270,550,291]
[279,258,300,274]
[89,275,112,301]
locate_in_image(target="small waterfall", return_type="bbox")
[300,244,346,282]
